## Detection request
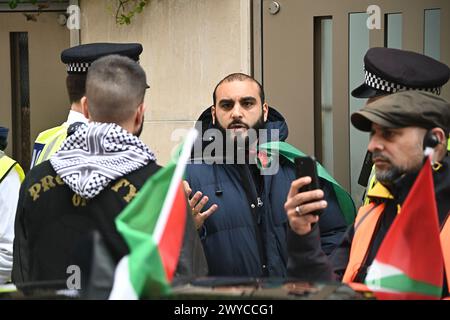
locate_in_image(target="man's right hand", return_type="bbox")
[183,181,218,230]
[284,177,327,236]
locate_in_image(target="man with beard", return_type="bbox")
[285,90,450,297]
[12,55,207,293]
[184,73,348,278]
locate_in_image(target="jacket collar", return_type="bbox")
[367,181,394,200]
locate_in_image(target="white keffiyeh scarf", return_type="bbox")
[50,122,156,199]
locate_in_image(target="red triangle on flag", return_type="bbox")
[366,157,444,299]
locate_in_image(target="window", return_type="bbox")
[385,13,402,49]
[314,17,333,173]
[349,13,370,203]
[10,32,30,169]
[424,9,440,60]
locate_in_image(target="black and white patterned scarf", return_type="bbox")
[50,122,156,199]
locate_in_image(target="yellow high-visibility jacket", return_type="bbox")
[0,153,24,183]
[30,125,68,169]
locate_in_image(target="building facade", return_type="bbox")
[1,0,449,202]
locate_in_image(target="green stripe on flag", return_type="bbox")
[115,163,177,298]
[130,238,170,297]
[116,164,175,248]
[259,141,356,225]
[366,273,442,298]
[112,129,198,299]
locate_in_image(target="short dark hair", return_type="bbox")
[86,55,147,123]
[213,73,265,106]
[66,74,86,104]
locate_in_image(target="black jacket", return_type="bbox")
[12,160,207,286]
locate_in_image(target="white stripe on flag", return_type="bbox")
[366,259,403,281]
[365,259,404,293]
[108,256,138,300]
[152,129,198,244]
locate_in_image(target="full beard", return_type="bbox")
[372,151,422,186]
[375,165,404,186]
[215,114,266,163]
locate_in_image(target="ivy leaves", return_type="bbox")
[7,0,149,25]
[8,0,38,9]
[114,0,149,25]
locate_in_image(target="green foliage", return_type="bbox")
[8,0,38,9]
[7,0,150,25]
[115,0,149,25]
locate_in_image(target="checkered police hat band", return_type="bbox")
[67,59,140,73]
[364,69,441,95]
[67,62,90,73]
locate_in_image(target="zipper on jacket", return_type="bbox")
[238,164,268,276]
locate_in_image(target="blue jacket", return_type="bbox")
[185,107,347,277]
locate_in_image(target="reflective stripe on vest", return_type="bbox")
[342,203,385,283]
[0,154,25,183]
[31,125,67,168]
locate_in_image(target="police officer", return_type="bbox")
[0,126,24,283]
[30,42,145,168]
[352,47,450,204]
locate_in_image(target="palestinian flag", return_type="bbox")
[109,129,198,299]
[365,157,444,300]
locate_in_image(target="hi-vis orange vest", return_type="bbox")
[342,182,450,296]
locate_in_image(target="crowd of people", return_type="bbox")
[1,43,449,299]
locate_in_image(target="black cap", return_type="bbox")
[351,47,450,98]
[61,43,143,74]
[351,91,450,132]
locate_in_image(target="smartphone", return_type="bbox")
[357,151,373,187]
[294,156,322,216]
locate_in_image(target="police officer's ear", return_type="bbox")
[81,96,90,120]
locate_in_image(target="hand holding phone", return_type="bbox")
[294,156,322,216]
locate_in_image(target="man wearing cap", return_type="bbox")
[12,55,207,290]
[30,43,144,169]
[351,47,450,204]
[0,126,24,284]
[285,90,450,297]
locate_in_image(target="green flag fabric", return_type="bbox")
[109,130,197,299]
